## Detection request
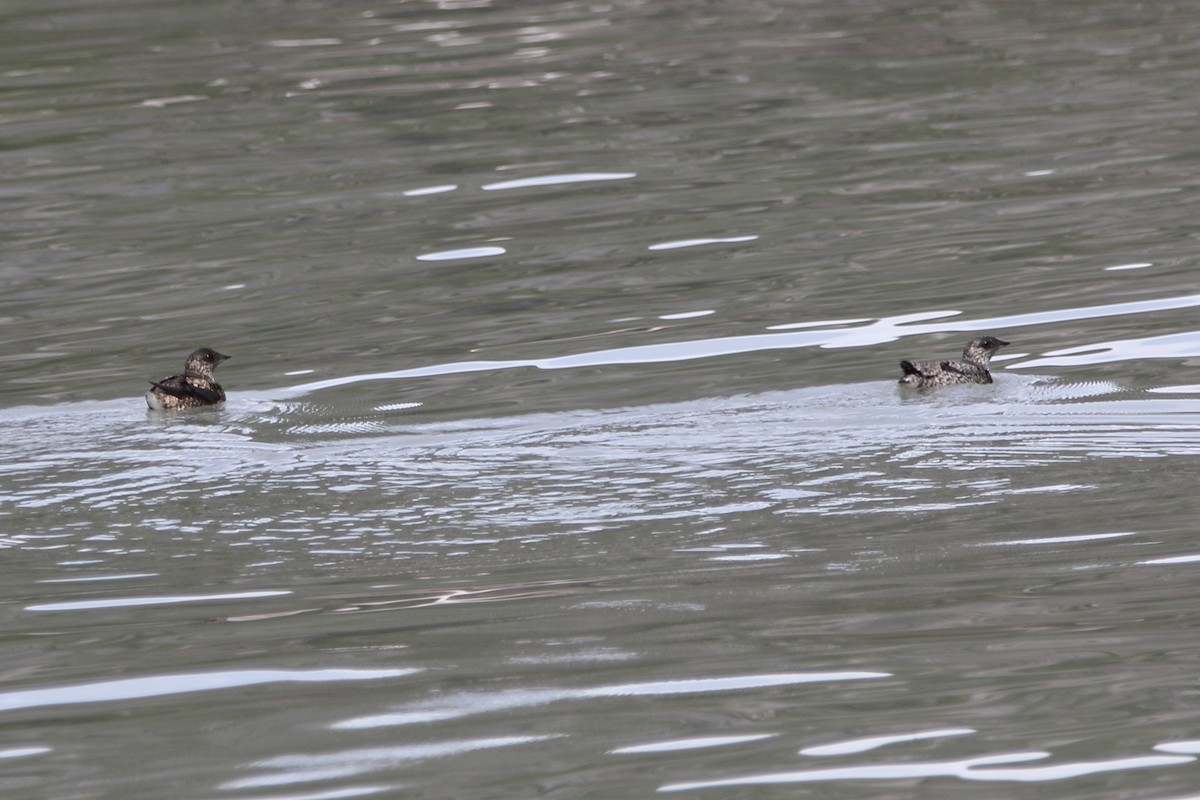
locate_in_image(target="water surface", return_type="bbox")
[5,0,1200,797]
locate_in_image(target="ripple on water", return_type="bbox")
[480,172,637,191]
[333,671,890,730]
[647,235,759,251]
[269,290,1200,398]
[223,736,560,791]
[799,728,977,756]
[10,3,1200,799]
[612,734,779,754]
[25,590,292,612]
[7,373,1200,567]
[415,246,507,262]
[657,752,1194,792]
[0,668,418,713]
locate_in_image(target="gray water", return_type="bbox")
[5,0,1200,797]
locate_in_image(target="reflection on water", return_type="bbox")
[799,727,976,756]
[0,668,416,713]
[1015,329,1200,369]
[26,589,292,612]
[268,290,1200,399]
[416,245,508,262]
[480,172,638,191]
[5,376,1200,567]
[225,736,560,792]
[335,672,889,731]
[659,751,1194,792]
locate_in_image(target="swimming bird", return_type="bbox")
[898,336,1009,388]
[145,347,230,410]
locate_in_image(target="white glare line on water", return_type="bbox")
[613,734,779,754]
[335,672,890,730]
[0,669,418,712]
[404,184,458,196]
[976,532,1136,547]
[481,172,636,190]
[26,590,292,611]
[0,748,50,760]
[801,729,976,756]
[416,246,506,262]
[1155,740,1200,754]
[580,672,890,697]
[659,310,715,320]
[1139,554,1200,565]
[648,236,758,251]
[658,752,1194,792]
[1011,329,1200,369]
[1148,384,1200,394]
[278,292,1200,398]
[37,573,157,584]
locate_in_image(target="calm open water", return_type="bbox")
[5,1,1200,798]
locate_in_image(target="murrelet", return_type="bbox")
[898,336,1009,388]
[146,347,230,410]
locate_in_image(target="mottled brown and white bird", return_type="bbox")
[898,336,1009,388]
[146,347,230,410]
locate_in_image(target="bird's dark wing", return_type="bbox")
[149,375,188,397]
[150,376,224,404]
[940,361,992,383]
[900,359,928,377]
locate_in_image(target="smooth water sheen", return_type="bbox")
[5,1,1200,797]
